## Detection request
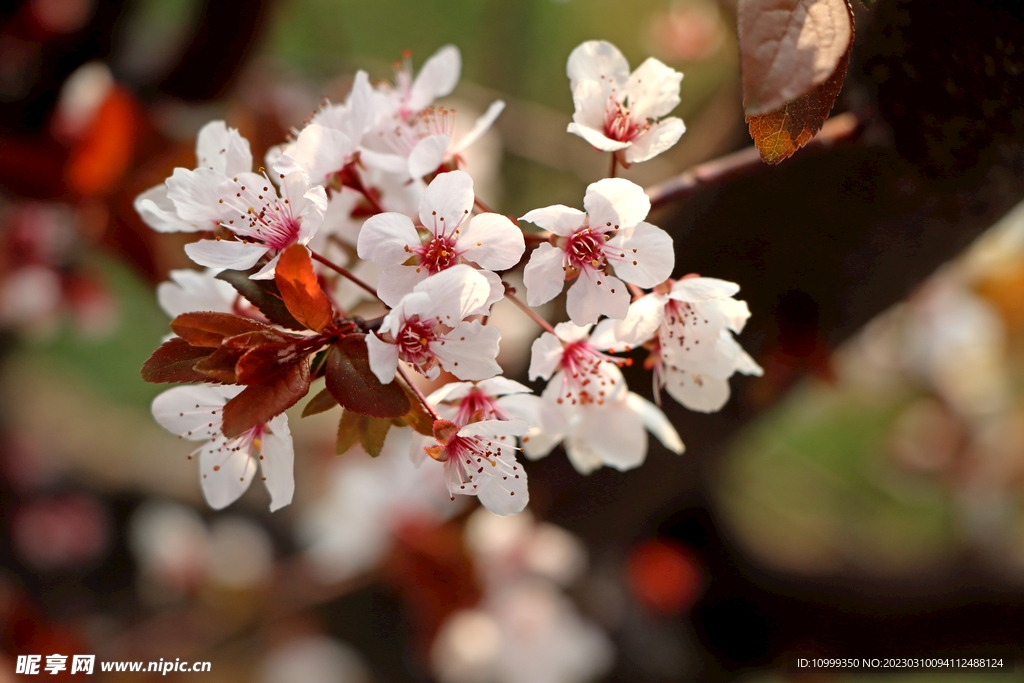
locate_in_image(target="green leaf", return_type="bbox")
[216,268,305,330]
[335,409,392,456]
[303,387,339,417]
[361,416,392,457]
[325,334,410,418]
[141,337,215,384]
[336,409,360,455]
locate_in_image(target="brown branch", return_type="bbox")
[645,112,862,210]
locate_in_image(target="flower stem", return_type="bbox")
[310,251,380,302]
[503,283,557,335]
[397,365,441,420]
[522,232,551,244]
[609,153,618,179]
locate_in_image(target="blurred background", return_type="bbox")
[3,0,1024,681]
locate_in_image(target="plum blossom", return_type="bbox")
[425,418,529,516]
[151,385,294,512]
[156,268,238,319]
[182,156,328,278]
[375,45,461,121]
[613,276,763,412]
[135,121,253,233]
[366,264,502,383]
[566,40,685,165]
[528,320,630,407]
[521,178,673,325]
[358,170,523,306]
[520,362,684,474]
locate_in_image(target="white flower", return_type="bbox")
[566,40,685,165]
[520,178,673,325]
[156,268,237,319]
[376,45,461,121]
[426,418,529,516]
[366,264,502,383]
[277,70,378,184]
[135,121,253,233]
[151,385,294,512]
[520,364,684,474]
[358,170,523,306]
[182,155,328,279]
[361,101,506,180]
[614,277,763,412]
[427,377,535,425]
[527,320,630,407]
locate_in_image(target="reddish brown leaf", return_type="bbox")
[193,347,244,383]
[335,410,394,457]
[171,312,277,348]
[141,337,215,384]
[746,44,851,164]
[744,0,854,164]
[399,385,436,437]
[302,387,339,417]
[275,244,334,332]
[221,360,311,438]
[216,268,305,330]
[222,329,289,351]
[325,334,410,418]
[235,342,306,384]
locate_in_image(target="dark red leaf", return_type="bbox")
[141,337,215,384]
[170,312,277,348]
[222,329,289,351]
[325,334,409,418]
[275,244,334,332]
[193,347,243,383]
[235,342,306,384]
[221,360,311,438]
[215,268,305,330]
[302,387,339,417]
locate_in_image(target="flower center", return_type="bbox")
[220,174,301,250]
[604,100,648,142]
[415,233,461,274]
[565,228,611,273]
[556,340,623,406]
[452,388,506,425]
[397,317,439,372]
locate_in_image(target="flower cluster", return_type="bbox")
[139,41,757,517]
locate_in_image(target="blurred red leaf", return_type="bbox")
[626,539,704,615]
[66,86,138,196]
[325,334,410,418]
[274,244,333,332]
[740,0,854,163]
[216,268,305,330]
[170,312,277,348]
[221,360,310,438]
[141,337,215,384]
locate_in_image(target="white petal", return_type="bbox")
[157,269,236,318]
[611,221,674,288]
[409,44,461,111]
[528,332,564,381]
[249,254,280,280]
[166,167,224,224]
[567,121,630,152]
[625,392,684,454]
[563,431,605,474]
[669,277,741,302]
[358,148,410,175]
[195,121,253,176]
[426,381,474,404]
[184,239,267,270]
[584,178,650,230]
[588,318,631,353]
[614,292,668,348]
[419,170,474,234]
[458,213,524,271]
[522,242,567,307]
[565,273,630,326]
[357,212,420,265]
[553,321,594,343]
[135,184,202,233]
[366,332,400,384]
[199,436,257,509]
[735,346,764,376]
[434,321,502,381]
[623,57,682,121]
[623,117,686,164]
[290,124,354,183]
[376,264,428,308]
[457,418,529,439]
[260,415,295,512]
[475,453,529,516]
[451,100,505,154]
[518,205,586,236]
[413,264,491,324]
[476,269,507,317]
[716,297,752,333]
[477,377,532,397]
[664,368,730,413]
[569,78,613,132]
[408,134,451,180]
[152,385,227,440]
[567,40,630,91]
[578,401,647,470]
[297,187,329,245]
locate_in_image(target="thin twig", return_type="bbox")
[645,112,861,210]
[609,153,618,179]
[397,365,441,421]
[503,283,557,335]
[310,251,380,301]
